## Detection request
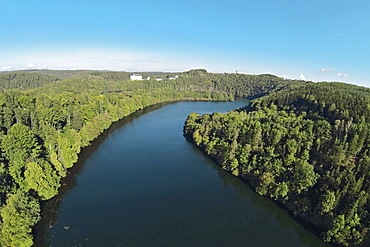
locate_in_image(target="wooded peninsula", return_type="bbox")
[0,69,368,246]
[184,76,370,246]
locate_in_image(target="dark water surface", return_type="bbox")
[34,99,329,247]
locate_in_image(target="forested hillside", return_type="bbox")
[0,72,60,90]
[174,69,306,97]
[0,69,300,246]
[0,70,172,91]
[184,82,370,246]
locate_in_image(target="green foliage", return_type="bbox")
[24,160,60,200]
[0,72,59,90]
[185,106,318,199]
[1,123,41,186]
[184,81,370,246]
[0,191,40,247]
[56,129,82,169]
[176,70,305,98]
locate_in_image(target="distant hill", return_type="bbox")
[0,70,160,92]
[28,69,96,79]
[0,70,174,88]
[0,71,60,90]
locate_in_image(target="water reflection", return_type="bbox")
[188,144,330,247]
[34,102,170,246]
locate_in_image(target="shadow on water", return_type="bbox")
[188,144,331,247]
[33,102,171,246]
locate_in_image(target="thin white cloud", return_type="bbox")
[337,73,348,77]
[320,67,336,73]
[5,48,215,72]
[1,65,13,70]
[0,47,296,76]
[299,74,306,80]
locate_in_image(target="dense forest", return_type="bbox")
[0,69,297,246]
[184,81,370,246]
[0,72,60,91]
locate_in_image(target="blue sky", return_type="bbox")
[1,0,370,86]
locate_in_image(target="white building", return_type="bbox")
[130,73,143,80]
[156,75,178,81]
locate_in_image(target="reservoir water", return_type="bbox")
[34,99,329,247]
